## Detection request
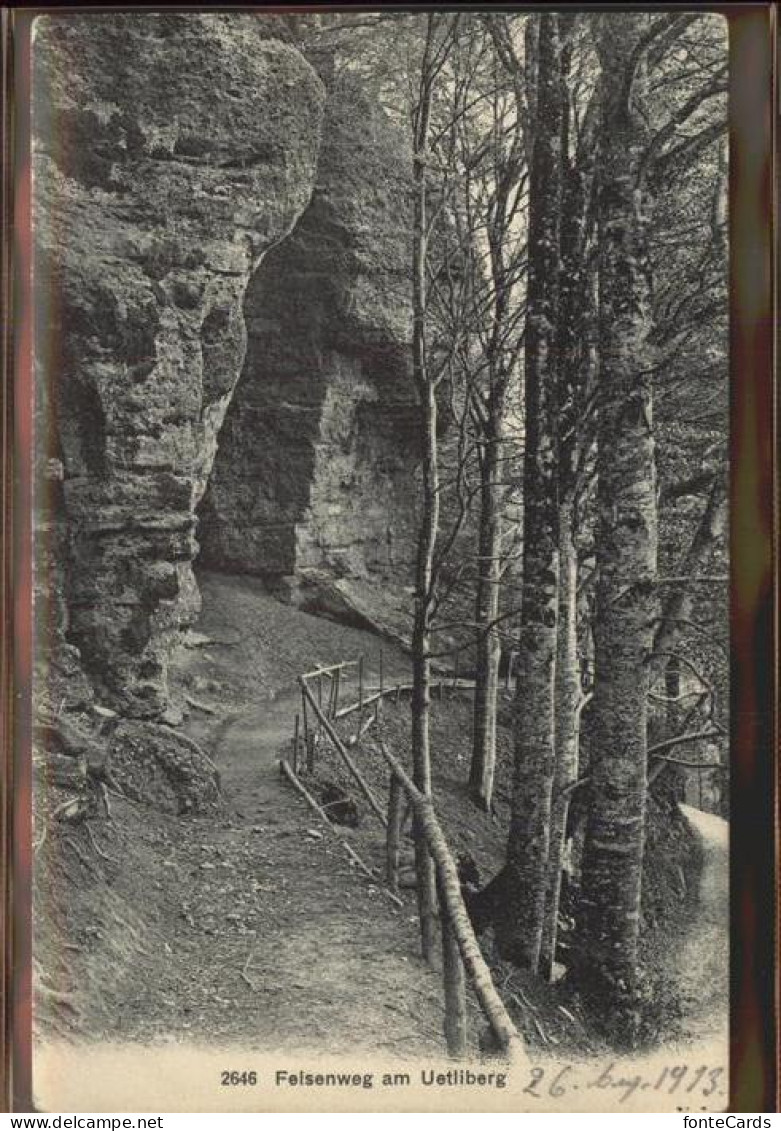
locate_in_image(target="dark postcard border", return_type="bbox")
[6,5,34,1114]
[3,2,778,1114]
[727,3,777,1114]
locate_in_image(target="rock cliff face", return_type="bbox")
[197,74,419,595]
[33,14,325,715]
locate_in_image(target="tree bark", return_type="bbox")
[497,12,564,971]
[469,433,504,811]
[539,24,594,979]
[576,16,659,1034]
[539,494,579,980]
[410,16,442,965]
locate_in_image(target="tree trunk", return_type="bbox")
[539,494,579,980]
[469,434,504,811]
[576,16,659,1036]
[410,19,441,964]
[539,24,593,980]
[497,12,564,971]
[411,386,439,961]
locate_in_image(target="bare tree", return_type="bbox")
[495,12,565,970]
[409,12,458,964]
[575,13,660,1032]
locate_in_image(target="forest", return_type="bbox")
[29,8,731,1095]
[284,8,730,1045]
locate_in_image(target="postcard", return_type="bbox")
[4,5,775,1114]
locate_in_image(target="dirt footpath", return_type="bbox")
[667,804,729,1047]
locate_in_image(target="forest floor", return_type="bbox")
[34,571,729,1108]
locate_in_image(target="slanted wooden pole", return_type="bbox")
[300,680,387,827]
[376,742,526,1060]
[345,712,376,749]
[300,660,358,682]
[280,757,331,822]
[386,774,403,891]
[279,759,401,908]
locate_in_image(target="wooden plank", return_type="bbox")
[300,680,387,827]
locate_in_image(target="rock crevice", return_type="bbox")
[197,73,420,595]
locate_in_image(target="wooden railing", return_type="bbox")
[279,652,526,1063]
[379,742,525,1060]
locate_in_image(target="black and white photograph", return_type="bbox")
[22,6,737,1112]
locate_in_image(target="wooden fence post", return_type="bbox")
[386,774,403,891]
[358,655,364,724]
[376,742,526,1059]
[301,691,310,771]
[292,713,300,774]
[438,874,467,1058]
[378,648,384,719]
[331,668,341,719]
[300,680,387,827]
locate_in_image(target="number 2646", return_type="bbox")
[221,1070,258,1086]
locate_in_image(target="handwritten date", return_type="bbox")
[522,1063,725,1105]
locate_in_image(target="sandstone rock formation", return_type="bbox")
[33,14,325,715]
[198,72,420,597]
